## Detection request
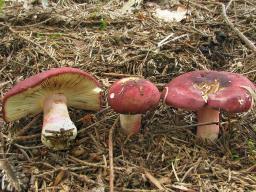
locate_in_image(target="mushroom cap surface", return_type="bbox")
[162,70,255,112]
[108,77,160,114]
[3,67,102,122]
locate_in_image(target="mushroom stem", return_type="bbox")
[196,107,220,141]
[41,94,77,150]
[120,114,142,136]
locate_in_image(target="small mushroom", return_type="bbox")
[3,67,102,150]
[107,77,160,136]
[162,70,255,141]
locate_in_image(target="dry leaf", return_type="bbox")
[153,6,189,22]
[53,169,67,186]
[78,114,96,124]
[70,146,86,157]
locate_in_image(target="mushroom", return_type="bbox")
[162,70,255,141]
[107,77,160,136]
[3,67,102,150]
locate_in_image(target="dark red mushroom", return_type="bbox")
[108,77,160,136]
[162,70,255,141]
[3,67,102,150]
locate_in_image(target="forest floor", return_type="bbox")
[0,0,256,191]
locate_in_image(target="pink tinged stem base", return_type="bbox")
[196,107,220,141]
[120,114,142,136]
[41,94,77,150]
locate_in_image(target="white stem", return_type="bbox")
[41,94,77,150]
[196,108,220,141]
[120,114,141,136]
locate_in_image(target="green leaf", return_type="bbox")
[231,150,240,160]
[99,17,107,30]
[0,0,4,14]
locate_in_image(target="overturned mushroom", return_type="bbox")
[3,67,102,150]
[162,70,255,141]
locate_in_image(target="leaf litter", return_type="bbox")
[0,0,256,191]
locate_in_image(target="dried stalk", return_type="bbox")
[109,117,119,192]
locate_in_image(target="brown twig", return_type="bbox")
[13,133,41,142]
[220,3,256,52]
[69,172,96,184]
[109,117,119,192]
[144,170,165,191]
[101,72,142,78]
[15,115,40,136]
[67,155,124,170]
[175,121,219,128]
[111,188,161,192]
[13,143,44,149]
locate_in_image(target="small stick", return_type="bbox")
[0,81,10,89]
[181,157,202,182]
[15,115,40,136]
[109,117,119,192]
[13,133,41,142]
[69,172,96,184]
[144,170,165,191]
[101,73,142,78]
[225,0,234,11]
[157,34,189,48]
[171,162,180,182]
[157,33,174,47]
[13,143,44,149]
[138,50,150,76]
[67,155,124,170]
[171,185,196,192]
[17,147,31,162]
[220,3,256,52]
[175,121,219,129]
[112,188,160,192]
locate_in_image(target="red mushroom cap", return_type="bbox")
[108,77,160,114]
[3,67,102,122]
[162,70,255,112]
